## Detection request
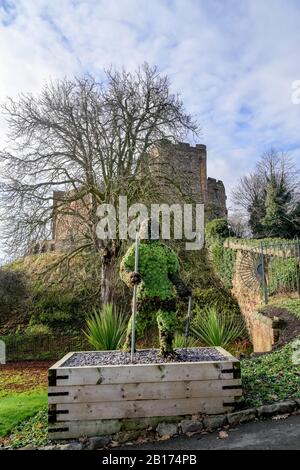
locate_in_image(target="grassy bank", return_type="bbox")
[241,339,300,407]
[0,390,47,437]
[0,361,49,439]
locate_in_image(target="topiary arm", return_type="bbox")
[120,244,141,288]
[165,246,191,298]
[169,272,191,297]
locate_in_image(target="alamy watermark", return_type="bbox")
[291,80,300,104]
[96,196,204,250]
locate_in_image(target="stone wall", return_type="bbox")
[207,178,227,220]
[230,248,283,352]
[149,141,208,204]
[153,141,227,218]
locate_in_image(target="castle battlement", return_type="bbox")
[174,142,207,152]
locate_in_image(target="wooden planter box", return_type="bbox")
[48,348,242,439]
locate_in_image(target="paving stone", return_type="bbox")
[227,409,257,426]
[87,436,111,450]
[56,442,83,450]
[179,419,203,434]
[257,400,296,418]
[203,414,227,430]
[156,422,178,437]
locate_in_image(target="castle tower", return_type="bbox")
[152,141,227,220]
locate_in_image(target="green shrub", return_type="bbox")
[205,218,232,243]
[192,287,240,316]
[0,268,28,317]
[84,304,127,350]
[25,324,53,336]
[191,306,247,347]
[31,288,82,326]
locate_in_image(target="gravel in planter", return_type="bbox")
[61,348,226,367]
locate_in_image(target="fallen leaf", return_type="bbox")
[218,431,229,439]
[158,434,171,441]
[272,414,289,420]
[109,441,119,447]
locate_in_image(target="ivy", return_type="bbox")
[205,219,236,289]
[208,239,236,289]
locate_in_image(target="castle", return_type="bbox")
[33,142,227,253]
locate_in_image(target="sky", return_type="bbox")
[0,0,300,259]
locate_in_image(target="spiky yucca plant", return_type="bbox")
[84,303,127,350]
[191,306,246,348]
[173,332,198,348]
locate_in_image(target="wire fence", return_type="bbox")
[0,333,92,362]
[234,238,300,304]
[260,239,300,303]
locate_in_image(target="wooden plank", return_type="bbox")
[55,397,235,421]
[54,361,235,386]
[49,417,171,440]
[49,352,75,370]
[215,347,240,363]
[48,378,242,404]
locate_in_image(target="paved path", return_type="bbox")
[122,414,300,450]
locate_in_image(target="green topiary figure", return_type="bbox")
[120,223,191,358]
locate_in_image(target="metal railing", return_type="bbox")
[260,238,300,304]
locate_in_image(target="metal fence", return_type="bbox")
[259,239,300,303]
[0,333,92,362]
[236,238,300,304]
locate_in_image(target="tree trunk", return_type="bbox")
[101,256,114,306]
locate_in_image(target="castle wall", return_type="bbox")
[206,177,227,220]
[152,142,227,219]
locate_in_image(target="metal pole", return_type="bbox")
[131,232,139,363]
[185,295,193,349]
[296,238,300,298]
[260,242,268,304]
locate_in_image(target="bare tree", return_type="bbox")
[0,64,199,304]
[228,212,250,238]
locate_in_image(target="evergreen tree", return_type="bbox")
[233,150,300,239]
[248,193,266,238]
[261,173,293,237]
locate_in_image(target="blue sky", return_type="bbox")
[0,0,300,205]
